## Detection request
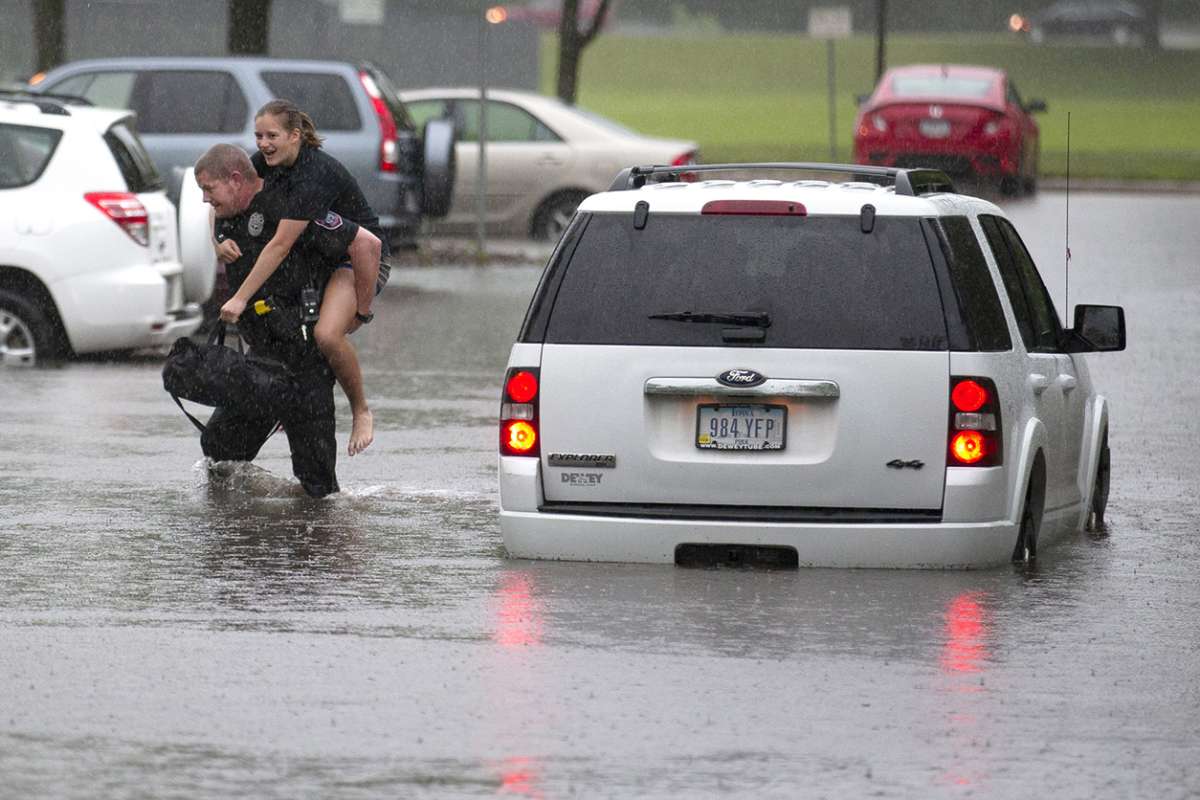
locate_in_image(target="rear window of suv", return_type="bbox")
[533,212,950,350]
[0,124,62,188]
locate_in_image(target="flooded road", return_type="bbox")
[2,191,1199,798]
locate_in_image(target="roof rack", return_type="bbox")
[0,89,93,116]
[607,162,956,197]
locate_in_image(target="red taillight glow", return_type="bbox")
[359,71,399,173]
[948,376,1002,467]
[500,367,540,457]
[951,379,988,412]
[503,420,537,454]
[84,192,149,246]
[506,370,538,403]
[950,431,987,464]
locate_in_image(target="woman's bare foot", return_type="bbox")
[348,409,374,456]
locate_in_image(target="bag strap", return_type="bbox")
[172,393,209,434]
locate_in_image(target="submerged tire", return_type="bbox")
[1087,429,1111,532]
[1013,477,1042,566]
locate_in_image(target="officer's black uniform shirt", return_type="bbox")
[252,146,389,258]
[214,183,359,364]
[215,183,359,306]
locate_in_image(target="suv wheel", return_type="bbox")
[0,289,61,367]
[1013,469,1043,566]
[531,191,587,241]
[1086,429,1111,532]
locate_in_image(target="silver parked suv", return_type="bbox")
[498,163,1125,569]
[32,57,455,243]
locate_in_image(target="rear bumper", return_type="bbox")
[855,147,1019,178]
[500,510,1017,569]
[499,456,1018,569]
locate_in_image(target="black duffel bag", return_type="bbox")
[162,323,296,430]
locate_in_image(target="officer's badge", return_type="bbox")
[248,211,265,237]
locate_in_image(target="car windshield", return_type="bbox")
[890,76,994,99]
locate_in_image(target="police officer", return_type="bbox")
[192,143,381,497]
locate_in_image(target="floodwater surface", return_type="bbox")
[1,192,1198,799]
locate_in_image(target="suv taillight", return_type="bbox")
[948,377,1003,467]
[84,192,149,246]
[500,367,539,457]
[359,70,399,173]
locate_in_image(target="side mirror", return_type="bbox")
[1026,99,1047,113]
[855,93,870,106]
[1063,304,1125,352]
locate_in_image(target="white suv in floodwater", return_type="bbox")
[0,91,209,366]
[498,163,1125,569]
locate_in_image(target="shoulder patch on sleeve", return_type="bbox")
[313,211,344,230]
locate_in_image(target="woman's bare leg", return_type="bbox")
[314,268,373,456]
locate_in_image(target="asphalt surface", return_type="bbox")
[1,189,1198,799]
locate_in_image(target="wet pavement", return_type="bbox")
[1,191,1199,798]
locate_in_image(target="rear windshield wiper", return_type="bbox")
[648,310,771,327]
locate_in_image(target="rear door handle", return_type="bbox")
[1030,374,1050,395]
[1057,374,1078,392]
[644,377,840,399]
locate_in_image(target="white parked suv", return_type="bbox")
[498,163,1125,569]
[0,91,208,366]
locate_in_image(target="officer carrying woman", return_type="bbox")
[190,143,382,497]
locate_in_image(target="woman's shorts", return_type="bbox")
[337,258,391,297]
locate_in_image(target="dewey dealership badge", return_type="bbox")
[717,368,766,388]
[247,211,265,237]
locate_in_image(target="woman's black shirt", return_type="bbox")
[252,146,389,257]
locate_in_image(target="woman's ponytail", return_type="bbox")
[256,99,324,148]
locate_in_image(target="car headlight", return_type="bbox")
[872,114,887,133]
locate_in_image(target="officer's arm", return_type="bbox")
[228,219,308,305]
[346,227,381,319]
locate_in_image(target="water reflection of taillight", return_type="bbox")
[948,376,1002,467]
[500,367,539,457]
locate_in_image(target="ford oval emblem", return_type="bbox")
[717,368,766,388]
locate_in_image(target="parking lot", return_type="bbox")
[1,190,1199,798]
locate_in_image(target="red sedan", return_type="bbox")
[853,64,1046,194]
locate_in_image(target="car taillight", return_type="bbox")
[948,376,1002,467]
[500,368,539,457]
[359,70,399,173]
[84,192,149,246]
[671,150,698,182]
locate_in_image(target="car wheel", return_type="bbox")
[1023,175,1038,194]
[531,191,587,241]
[421,118,457,219]
[0,289,62,367]
[1086,429,1111,532]
[1012,476,1041,566]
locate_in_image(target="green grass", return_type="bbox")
[540,33,1200,180]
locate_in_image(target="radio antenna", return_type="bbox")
[1065,111,1071,318]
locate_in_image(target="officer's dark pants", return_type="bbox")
[200,364,339,498]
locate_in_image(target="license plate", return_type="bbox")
[919,119,951,138]
[696,404,786,451]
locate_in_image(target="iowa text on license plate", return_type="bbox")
[696,404,787,450]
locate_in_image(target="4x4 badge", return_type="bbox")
[717,369,766,388]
